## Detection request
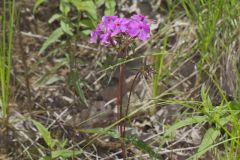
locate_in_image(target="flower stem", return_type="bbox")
[117,62,126,159]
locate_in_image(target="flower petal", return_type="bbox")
[90,31,97,43]
[138,30,149,41]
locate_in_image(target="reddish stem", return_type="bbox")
[117,63,126,159]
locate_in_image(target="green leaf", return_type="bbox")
[80,128,119,139]
[81,29,92,36]
[70,0,97,20]
[32,120,54,149]
[60,0,70,16]
[39,28,64,54]
[70,0,82,11]
[126,135,159,159]
[34,0,48,12]
[36,59,67,86]
[96,0,105,7]
[60,21,73,36]
[57,139,68,149]
[201,84,207,102]
[104,0,116,16]
[79,19,95,29]
[75,78,88,106]
[164,116,208,137]
[82,1,97,20]
[51,149,83,159]
[39,156,52,160]
[229,100,240,110]
[48,14,62,24]
[45,75,64,85]
[190,128,220,160]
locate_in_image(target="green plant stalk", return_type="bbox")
[151,35,168,114]
[153,52,164,96]
[1,0,7,118]
[0,0,15,122]
[151,53,163,115]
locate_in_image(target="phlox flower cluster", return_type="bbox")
[90,14,151,45]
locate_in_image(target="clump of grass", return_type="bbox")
[158,0,240,159]
[0,0,15,124]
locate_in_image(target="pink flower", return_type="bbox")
[90,14,151,45]
[100,32,111,45]
[127,20,150,41]
[102,16,118,24]
[109,18,130,36]
[90,22,105,43]
[131,14,148,24]
[127,20,140,37]
[90,30,98,43]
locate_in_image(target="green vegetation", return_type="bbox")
[0,0,240,159]
[0,0,15,123]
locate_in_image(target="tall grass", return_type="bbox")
[0,0,15,123]
[177,0,240,159]
[181,0,222,64]
[152,39,167,114]
[151,1,179,114]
